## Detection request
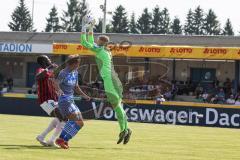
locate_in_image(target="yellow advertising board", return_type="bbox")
[53,43,240,60]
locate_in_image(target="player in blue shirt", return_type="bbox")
[55,55,90,149]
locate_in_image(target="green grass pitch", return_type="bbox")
[0,114,240,160]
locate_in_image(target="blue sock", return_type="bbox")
[59,121,81,142]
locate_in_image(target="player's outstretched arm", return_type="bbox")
[52,79,64,96]
[35,63,58,80]
[80,15,92,48]
[81,32,101,53]
[80,32,93,49]
[80,16,100,53]
[75,84,90,100]
[54,70,66,96]
[88,24,95,44]
[35,69,48,80]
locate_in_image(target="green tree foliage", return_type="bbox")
[61,0,89,32]
[171,17,182,34]
[8,0,32,31]
[111,5,129,33]
[151,6,161,34]
[192,6,205,35]
[184,9,195,35]
[137,8,152,34]
[159,8,171,34]
[129,13,138,33]
[204,9,221,35]
[45,5,62,32]
[222,18,234,35]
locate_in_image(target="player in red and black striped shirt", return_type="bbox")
[35,55,65,147]
[36,66,58,105]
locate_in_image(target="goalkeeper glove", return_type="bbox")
[81,15,88,32]
[88,19,96,32]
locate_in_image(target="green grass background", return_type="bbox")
[0,114,240,160]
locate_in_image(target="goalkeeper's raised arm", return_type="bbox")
[88,24,94,45]
[80,16,97,52]
[80,16,110,53]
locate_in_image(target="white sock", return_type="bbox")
[39,118,59,138]
[48,121,65,142]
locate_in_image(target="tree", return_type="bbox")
[8,0,32,31]
[94,19,102,33]
[204,9,221,35]
[171,17,182,34]
[151,6,162,34]
[223,19,234,35]
[61,0,89,32]
[192,6,205,35]
[159,8,171,34]
[94,19,112,33]
[61,0,79,32]
[184,9,195,35]
[137,8,152,34]
[129,13,138,33]
[75,0,89,31]
[106,24,113,33]
[111,5,129,33]
[45,5,61,32]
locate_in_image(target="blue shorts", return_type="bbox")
[58,96,81,119]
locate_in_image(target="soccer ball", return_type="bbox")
[84,15,96,27]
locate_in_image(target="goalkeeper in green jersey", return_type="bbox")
[80,17,132,145]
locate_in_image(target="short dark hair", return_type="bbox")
[37,55,49,67]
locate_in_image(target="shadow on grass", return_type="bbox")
[0,144,123,150]
[70,146,123,150]
[0,144,59,150]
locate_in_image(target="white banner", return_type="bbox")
[0,42,52,54]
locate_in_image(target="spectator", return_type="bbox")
[28,83,37,94]
[196,94,204,103]
[226,95,235,105]
[156,95,165,104]
[195,83,203,97]
[235,96,240,105]
[235,90,240,101]
[202,91,209,103]
[171,81,178,100]
[164,87,172,100]
[0,83,8,95]
[6,77,13,91]
[224,78,232,98]
[0,73,3,84]
[210,95,218,104]
[213,77,220,87]
[216,88,225,104]
[206,83,218,101]
[185,77,193,95]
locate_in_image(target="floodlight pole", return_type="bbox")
[31,0,34,31]
[102,0,107,33]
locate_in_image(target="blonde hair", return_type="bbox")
[98,35,111,51]
[98,35,109,46]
